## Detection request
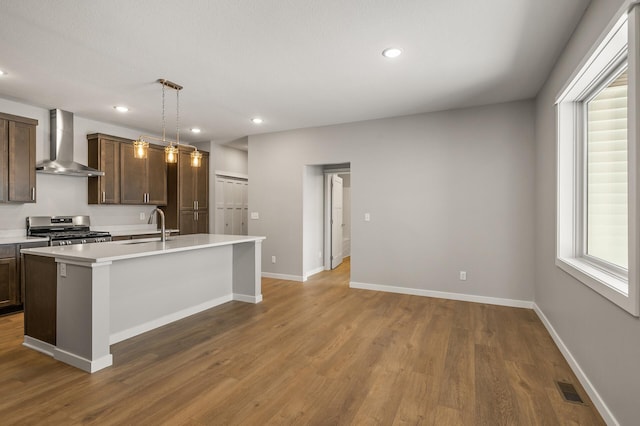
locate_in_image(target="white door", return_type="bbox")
[215,176,249,235]
[331,175,343,269]
[215,178,226,234]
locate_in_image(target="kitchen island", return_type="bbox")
[21,234,265,373]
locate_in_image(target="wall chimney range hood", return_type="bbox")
[35,109,104,177]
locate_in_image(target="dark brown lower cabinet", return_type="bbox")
[0,252,18,309]
[179,210,209,235]
[23,255,57,345]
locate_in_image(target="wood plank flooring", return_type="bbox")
[0,258,604,425]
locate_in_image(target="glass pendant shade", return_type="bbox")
[191,149,203,167]
[133,138,149,159]
[165,144,178,163]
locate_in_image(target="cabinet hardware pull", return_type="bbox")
[194,201,196,210]
[102,191,106,203]
[194,211,197,221]
[31,187,35,201]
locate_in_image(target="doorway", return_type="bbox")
[302,163,350,281]
[324,167,351,271]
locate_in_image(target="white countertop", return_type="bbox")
[0,230,49,245]
[21,234,265,263]
[0,236,49,245]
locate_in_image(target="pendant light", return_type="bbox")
[133,78,201,167]
[191,147,203,167]
[163,79,179,164]
[133,137,149,159]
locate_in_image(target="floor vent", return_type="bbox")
[556,381,585,405]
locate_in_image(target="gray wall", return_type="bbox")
[302,165,324,277]
[210,143,248,175]
[249,100,535,301]
[0,97,168,230]
[535,0,640,424]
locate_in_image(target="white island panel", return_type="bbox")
[110,245,233,343]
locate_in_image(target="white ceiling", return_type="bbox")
[0,0,589,148]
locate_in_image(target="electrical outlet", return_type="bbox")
[251,212,259,220]
[364,213,371,222]
[318,251,323,259]
[271,255,276,264]
[459,271,467,281]
[139,212,145,220]
[60,263,67,277]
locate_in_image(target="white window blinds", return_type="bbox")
[586,69,628,269]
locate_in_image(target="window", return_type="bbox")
[585,67,628,271]
[556,10,639,316]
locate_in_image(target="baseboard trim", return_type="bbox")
[109,294,234,344]
[303,266,325,281]
[233,293,263,304]
[53,348,113,373]
[533,304,617,426]
[23,336,55,357]
[262,272,304,282]
[349,281,534,309]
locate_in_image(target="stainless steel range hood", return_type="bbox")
[36,109,105,177]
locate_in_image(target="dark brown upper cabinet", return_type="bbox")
[120,143,167,206]
[87,133,125,204]
[0,112,38,203]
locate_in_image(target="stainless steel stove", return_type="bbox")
[26,216,111,246]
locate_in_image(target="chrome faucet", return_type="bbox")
[148,208,166,242]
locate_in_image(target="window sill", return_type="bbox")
[556,257,637,316]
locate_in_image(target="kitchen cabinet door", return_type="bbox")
[0,256,18,309]
[120,143,149,204]
[147,146,167,205]
[179,210,197,235]
[196,210,209,233]
[196,152,209,210]
[88,135,121,204]
[8,121,36,202]
[0,119,7,202]
[178,152,196,210]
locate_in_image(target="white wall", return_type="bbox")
[0,97,168,230]
[249,100,535,301]
[339,173,351,257]
[302,165,324,278]
[535,1,640,424]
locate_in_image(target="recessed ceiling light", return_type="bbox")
[191,128,201,133]
[0,70,6,76]
[114,106,129,113]
[251,117,263,124]
[382,48,402,59]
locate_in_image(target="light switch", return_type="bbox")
[251,212,259,220]
[364,213,371,222]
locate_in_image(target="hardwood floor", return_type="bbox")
[0,258,604,425]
